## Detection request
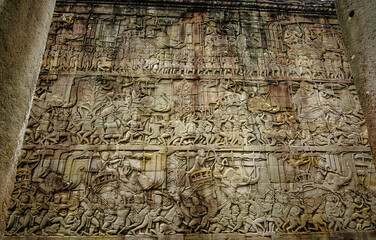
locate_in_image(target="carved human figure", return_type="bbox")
[232,195,251,232]
[285,204,302,232]
[160,203,184,234]
[35,112,51,143]
[310,199,328,232]
[75,111,95,144]
[123,202,151,235]
[294,198,322,232]
[75,194,102,235]
[43,113,72,145]
[118,112,144,144]
[196,198,221,232]
[271,194,290,232]
[341,193,364,229]
[100,199,117,233]
[106,201,131,235]
[186,196,207,232]
[325,194,344,231]
[90,115,108,144]
[26,194,50,234]
[144,115,163,144]
[40,194,71,235]
[104,115,122,143]
[178,114,197,145]
[187,149,208,175]
[241,123,257,146]
[244,202,266,234]
[6,193,32,235]
[143,194,171,234]
[230,116,243,145]
[208,199,233,233]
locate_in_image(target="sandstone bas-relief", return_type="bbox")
[6,2,376,237]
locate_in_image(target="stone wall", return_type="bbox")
[5,1,376,238]
[335,0,376,170]
[0,0,56,238]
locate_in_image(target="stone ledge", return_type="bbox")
[55,0,336,14]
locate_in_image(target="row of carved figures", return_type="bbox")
[25,107,368,146]
[6,189,376,236]
[41,45,350,79]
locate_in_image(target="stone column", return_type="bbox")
[335,0,376,166]
[0,0,55,237]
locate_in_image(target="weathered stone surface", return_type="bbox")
[4,0,376,239]
[0,0,56,238]
[334,0,376,167]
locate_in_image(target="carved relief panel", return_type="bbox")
[6,1,376,237]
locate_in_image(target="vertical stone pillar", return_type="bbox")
[335,0,376,166]
[0,0,55,237]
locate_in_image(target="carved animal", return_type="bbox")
[324,164,352,192]
[222,166,260,186]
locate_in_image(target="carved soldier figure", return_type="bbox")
[43,112,72,145]
[232,195,251,232]
[144,115,163,144]
[6,193,32,235]
[100,199,117,233]
[196,198,221,232]
[90,115,108,144]
[75,111,95,144]
[106,201,131,235]
[341,193,364,229]
[187,149,208,175]
[271,194,290,232]
[241,123,257,146]
[27,194,50,234]
[294,198,321,232]
[104,115,122,143]
[35,112,51,143]
[118,112,144,144]
[179,114,197,145]
[75,194,102,236]
[186,196,207,232]
[40,194,71,235]
[325,194,344,231]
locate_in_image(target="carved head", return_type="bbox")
[20,193,29,203]
[192,196,200,205]
[153,194,163,205]
[239,195,247,203]
[106,115,115,122]
[231,204,239,215]
[77,207,85,216]
[325,194,335,202]
[61,194,68,204]
[36,193,45,203]
[19,150,27,159]
[91,194,98,203]
[277,193,289,204]
[101,152,110,160]
[131,112,139,120]
[198,149,205,157]
[54,194,62,203]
